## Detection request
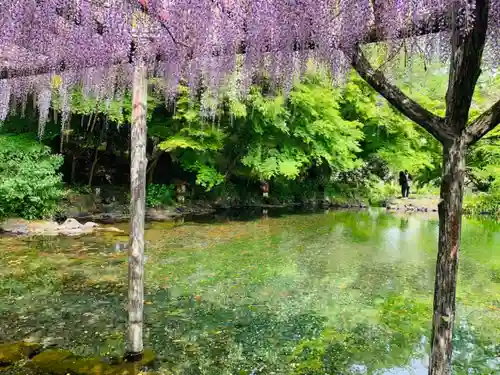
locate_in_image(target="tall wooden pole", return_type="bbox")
[126,61,148,359]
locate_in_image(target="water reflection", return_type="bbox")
[0,210,498,374]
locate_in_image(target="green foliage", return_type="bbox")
[150,85,227,192]
[186,163,225,191]
[266,179,321,203]
[0,134,65,219]
[289,76,363,170]
[148,73,363,194]
[341,71,441,184]
[146,184,175,208]
[2,55,500,210]
[50,77,162,125]
[239,77,363,180]
[464,188,500,216]
[467,127,500,192]
[159,134,206,152]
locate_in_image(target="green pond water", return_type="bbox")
[0,209,499,375]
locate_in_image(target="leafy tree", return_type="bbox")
[341,70,442,185]
[149,74,363,192]
[239,74,363,180]
[151,85,227,191]
[467,127,500,192]
[0,134,65,219]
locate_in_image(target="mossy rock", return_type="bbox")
[29,348,156,375]
[0,342,42,366]
[106,349,156,375]
[123,348,155,367]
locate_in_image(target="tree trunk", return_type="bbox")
[70,153,77,185]
[429,136,467,375]
[88,125,106,187]
[146,149,161,185]
[126,62,148,360]
[88,147,99,187]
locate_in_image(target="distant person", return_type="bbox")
[398,170,412,198]
[404,170,412,197]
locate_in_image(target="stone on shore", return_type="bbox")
[0,218,123,237]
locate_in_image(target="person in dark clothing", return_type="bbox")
[398,170,412,198]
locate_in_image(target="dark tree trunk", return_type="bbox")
[70,153,77,185]
[146,149,161,185]
[88,124,106,187]
[126,62,148,359]
[429,136,467,375]
[88,147,99,187]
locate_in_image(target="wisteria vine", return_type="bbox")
[0,0,498,136]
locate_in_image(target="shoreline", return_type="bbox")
[1,196,497,237]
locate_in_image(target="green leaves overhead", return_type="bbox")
[150,73,364,188]
[241,146,310,180]
[159,135,206,152]
[288,79,363,170]
[341,71,440,179]
[234,76,363,181]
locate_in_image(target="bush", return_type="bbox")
[365,181,399,206]
[0,134,65,219]
[270,179,320,204]
[146,184,175,208]
[464,185,500,216]
[324,169,398,206]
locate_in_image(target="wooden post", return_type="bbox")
[126,62,148,359]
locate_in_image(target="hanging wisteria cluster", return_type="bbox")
[0,0,499,134]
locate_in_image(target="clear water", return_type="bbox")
[0,209,498,374]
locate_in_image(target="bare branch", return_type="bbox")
[350,45,452,143]
[134,0,190,48]
[373,42,406,72]
[464,99,500,145]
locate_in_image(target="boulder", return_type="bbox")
[0,218,123,237]
[29,348,155,375]
[146,207,181,221]
[61,218,83,230]
[0,342,42,366]
[0,219,30,235]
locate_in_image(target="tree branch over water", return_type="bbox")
[349,45,452,143]
[465,99,500,145]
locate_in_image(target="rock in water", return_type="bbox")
[61,218,82,229]
[0,218,123,237]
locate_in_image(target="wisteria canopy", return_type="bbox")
[0,0,499,132]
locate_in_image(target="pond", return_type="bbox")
[0,209,499,375]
